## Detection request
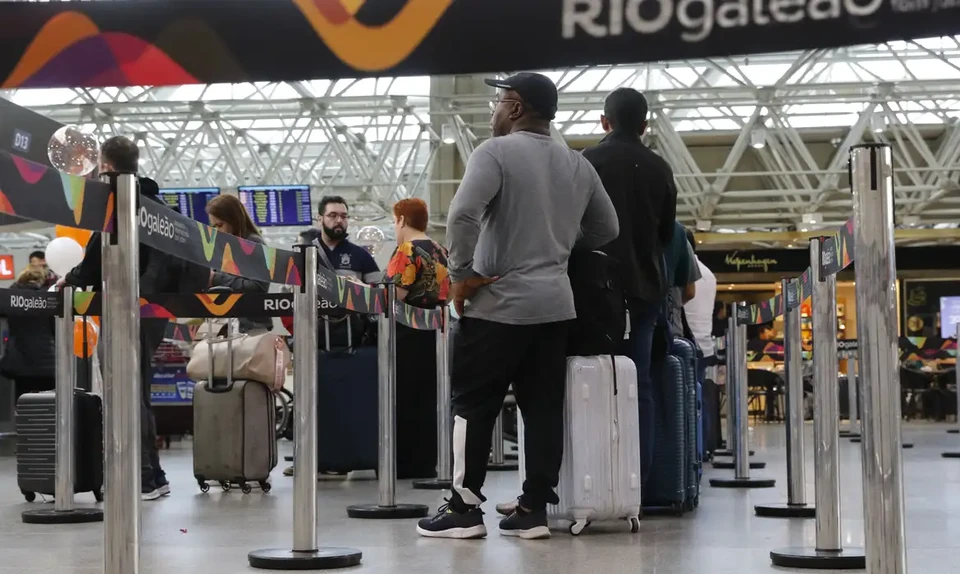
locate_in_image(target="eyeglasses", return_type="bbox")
[317,212,349,222]
[489,98,522,113]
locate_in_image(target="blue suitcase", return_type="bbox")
[317,346,379,473]
[671,338,700,510]
[643,355,687,514]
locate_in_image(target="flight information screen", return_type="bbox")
[238,185,312,227]
[158,187,219,224]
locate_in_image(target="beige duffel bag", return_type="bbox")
[187,323,290,392]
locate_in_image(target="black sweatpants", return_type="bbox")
[140,318,168,490]
[449,317,570,512]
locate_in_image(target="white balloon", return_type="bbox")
[45,237,84,277]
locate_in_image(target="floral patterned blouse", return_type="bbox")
[386,239,450,309]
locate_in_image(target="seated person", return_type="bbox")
[386,198,450,479]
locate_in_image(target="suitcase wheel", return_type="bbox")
[568,520,590,536]
[672,502,684,517]
[198,481,210,493]
[22,491,36,503]
[239,481,252,494]
[94,489,104,503]
[259,481,272,493]
[220,481,231,492]
[630,517,641,533]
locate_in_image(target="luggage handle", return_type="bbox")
[204,287,238,393]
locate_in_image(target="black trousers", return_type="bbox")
[140,318,168,489]
[449,317,570,512]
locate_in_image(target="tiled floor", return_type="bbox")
[0,423,958,573]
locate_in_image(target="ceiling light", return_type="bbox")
[441,124,456,145]
[696,219,712,232]
[871,114,887,134]
[750,128,766,149]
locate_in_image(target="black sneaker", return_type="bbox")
[416,500,487,539]
[498,507,550,540]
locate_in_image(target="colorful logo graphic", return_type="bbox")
[293,0,453,71]
[2,12,197,88]
[196,293,243,317]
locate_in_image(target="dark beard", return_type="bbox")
[323,223,347,241]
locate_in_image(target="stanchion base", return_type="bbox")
[709,477,776,489]
[21,507,104,524]
[712,449,754,457]
[487,462,519,472]
[248,547,362,570]
[941,451,960,458]
[839,431,860,438]
[712,460,765,470]
[770,547,865,569]
[948,429,959,434]
[902,443,914,449]
[284,456,293,462]
[412,478,453,490]
[754,503,816,518]
[346,503,430,520]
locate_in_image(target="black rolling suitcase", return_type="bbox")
[643,355,687,514]
[16,389,104,502]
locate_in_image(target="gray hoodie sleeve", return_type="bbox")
[445,144,503,283]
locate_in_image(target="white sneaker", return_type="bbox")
[141,489,162,501]
[157,484,171,497]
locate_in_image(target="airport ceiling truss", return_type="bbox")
[2,35,960,250]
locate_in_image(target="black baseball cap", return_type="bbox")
[485,73,558,121]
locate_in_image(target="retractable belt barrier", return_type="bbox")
[0,158,451,573]
[714,144,906,572]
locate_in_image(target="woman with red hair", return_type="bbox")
[386,198,450,479]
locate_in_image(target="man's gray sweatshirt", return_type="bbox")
[446,131,619,325]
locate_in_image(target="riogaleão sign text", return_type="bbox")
[725,252,778,272]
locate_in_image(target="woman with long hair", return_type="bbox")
[205,195,272,334]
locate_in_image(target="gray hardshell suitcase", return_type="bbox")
[193,318,277,493]
[671,337,700,510]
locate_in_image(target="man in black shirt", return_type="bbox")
[582,88,678,485]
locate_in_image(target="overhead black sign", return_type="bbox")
[0,2,957,89]
[701,249,811,275]
[0,96,60,166]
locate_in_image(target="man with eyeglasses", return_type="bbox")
[281,195,380,478]
[416,73,619,541]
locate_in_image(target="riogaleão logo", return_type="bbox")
[293,0,453,72]
[196,293,243,317]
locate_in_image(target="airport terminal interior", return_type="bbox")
[0,3,959,573]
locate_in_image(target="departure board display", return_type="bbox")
[158,187,219,224]
[238,185,312,227]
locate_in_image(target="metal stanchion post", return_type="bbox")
[100,173,143,574]
[488,407,518,472]
[755,279,815,518]
[771,237,864,568]
[850,143,908,573]
[249,246,362,570]
[413,307,454,490]
[710,305,775,488]
[712,335,754,459]
[950,322,960,437]
[840,356,861,438]
[946,322,960,453]
[347,284,429,519]
[22,287,103,525]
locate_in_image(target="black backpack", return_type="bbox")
[567,249,627,356]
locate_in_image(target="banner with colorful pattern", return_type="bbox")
[1,2,957,90]
[72,290,442,331]
[739,217,855,325]
[0,150,113,232]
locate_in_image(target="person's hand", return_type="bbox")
[55,278,67,290]
[451,275,499,317]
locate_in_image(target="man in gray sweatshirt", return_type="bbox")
[416,73,619,541]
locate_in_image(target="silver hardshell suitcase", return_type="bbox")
[193,317,277,493]
[520,355,642,535]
